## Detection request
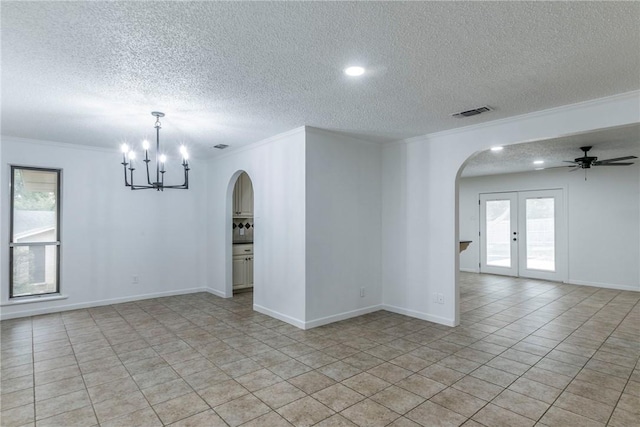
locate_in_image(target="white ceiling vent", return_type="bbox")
[451,106,493,118]
[213,144,229,149]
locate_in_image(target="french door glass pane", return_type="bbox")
[11,245,58,297]
[486,200,511,267]
[526,198,555,271]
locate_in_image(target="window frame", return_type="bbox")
[9,165,62,299]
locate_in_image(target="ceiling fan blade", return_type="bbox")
[594,156,638,164]
[568,167,581,172]
[562,160,578,164]
[595,163,635,166]
[545,165,578,169]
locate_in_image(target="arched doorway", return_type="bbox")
[454,124,639,324]
[227,171,254,298]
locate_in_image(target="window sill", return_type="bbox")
[1,294,68,306]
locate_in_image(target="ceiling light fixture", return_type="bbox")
[533,160,544,165]
[490,146,503,152]
[120,112,190,191]
[344,66,365,76]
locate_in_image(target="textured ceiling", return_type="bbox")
[461,124,640,177]
[2,1,640,157]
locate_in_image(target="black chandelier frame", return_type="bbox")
[121,112,190,191]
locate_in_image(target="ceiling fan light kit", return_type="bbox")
[120,112,190,191]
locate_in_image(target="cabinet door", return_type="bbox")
[245,256,253,286]
[233,175,242,215]
[239,173,253,216]
[232,256,246,287]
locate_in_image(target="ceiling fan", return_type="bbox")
[562,146,637,170]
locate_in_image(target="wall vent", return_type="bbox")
[451,106,493,118]
[213,144,229,149]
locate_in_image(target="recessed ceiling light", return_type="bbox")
[490,146,503,152]
[344,66,365,76]
[533,160,544,165]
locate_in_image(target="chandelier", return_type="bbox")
[120,112,190,190]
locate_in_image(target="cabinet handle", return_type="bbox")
[245,249,251,252]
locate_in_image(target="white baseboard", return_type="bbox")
[460,268,479,273]
[205,288,228,298]
[382,304,457,327]
[458,272,638,292]
[567,279,639,292]
[254,304,385,330]
[253,304,306,329]
[0,287,208,320]
[304,305,383,329]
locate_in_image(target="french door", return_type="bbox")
[480,190,564,281]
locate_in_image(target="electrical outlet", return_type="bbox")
[132,275,139,284]
[437,293,444,304]
[360,287,365,297]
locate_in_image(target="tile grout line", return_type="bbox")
[428,283,634,424]
[88,306,162,426]
[519,293,640,426]
[603,314,640,426]
[77,313,103,421]
[115,299,218,426]
[347,282,595,424]
[2,276,637,427]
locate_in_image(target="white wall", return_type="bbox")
[459,166,640,290]
[0,137,208,319]
[205,128,307,327]
[206,127,384,329]
[0,140,2,294]
[382,91,640,326]
[3,92,638,328]
[382,139,458,325]
[304,129,382,327]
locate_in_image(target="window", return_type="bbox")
[10,166,61,298]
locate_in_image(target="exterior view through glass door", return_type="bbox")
[480,189,564,281]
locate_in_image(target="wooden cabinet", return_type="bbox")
[233,172,253,218]
[232,244,253,291]
[232,256,246,287]
[245,256,254,286]
[232,255,253,290]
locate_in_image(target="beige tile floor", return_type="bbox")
[1,273,639,426]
